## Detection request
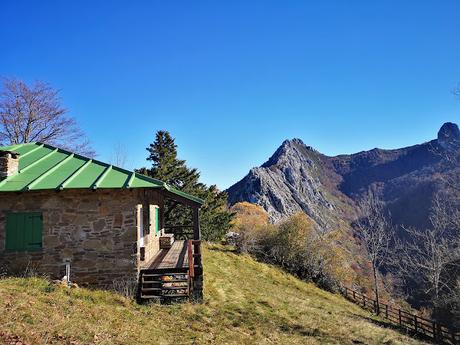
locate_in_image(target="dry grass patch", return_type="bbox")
[0,244,427,344]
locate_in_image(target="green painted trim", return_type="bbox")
[58,159,92,190]
[125,171,136,188]
[92,165,112,190]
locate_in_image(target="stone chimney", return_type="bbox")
[0,151,19,178]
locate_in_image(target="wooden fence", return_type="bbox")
[340,286,460,345]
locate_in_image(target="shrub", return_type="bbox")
[230,202,270,253]
[236,212,352,291]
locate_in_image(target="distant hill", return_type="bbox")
[0,244,424,345]
[227,122,460,230]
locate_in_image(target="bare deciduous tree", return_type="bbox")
[0,78,94,157]
[111,142,128,168]
[395,195,460,320]
[356,189,394,315]
[453,83,460,99]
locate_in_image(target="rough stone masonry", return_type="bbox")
[0,188,163,288]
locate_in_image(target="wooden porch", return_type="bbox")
[138,189,204,303]
[138,238,202,302]
[141,240,189,270]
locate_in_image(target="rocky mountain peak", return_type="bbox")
[438,122,460,150]
[262,138,318,168]
[228,122,458,229]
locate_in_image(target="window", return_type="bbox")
[5,212,43,251]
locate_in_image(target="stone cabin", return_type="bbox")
[0,142,204,302]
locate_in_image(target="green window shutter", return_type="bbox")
[155,207,159,235]
[6,213,19,251]
[5,212,43,251]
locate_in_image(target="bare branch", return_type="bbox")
[0,78,95,157]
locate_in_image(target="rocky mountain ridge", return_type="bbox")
[227,122,460,229]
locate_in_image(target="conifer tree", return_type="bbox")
[139,131,233,241]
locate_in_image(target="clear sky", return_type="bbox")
[1,1,459,189]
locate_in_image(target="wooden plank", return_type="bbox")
[143,240,189,270]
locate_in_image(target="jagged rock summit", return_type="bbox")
[227,122,459,230]
[227,137,348,227]
[438,122,460,150]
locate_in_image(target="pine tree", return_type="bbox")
[139,130,234,241]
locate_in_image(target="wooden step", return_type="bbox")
[141,287,163,291]
[139,269,192,301]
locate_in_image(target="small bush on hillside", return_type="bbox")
[235,212,352,291]
[111,277,138,298]
[230,202,271,252]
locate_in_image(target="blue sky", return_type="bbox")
[1,1,459,189]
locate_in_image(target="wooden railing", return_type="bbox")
[187,240,202,295]
[187,240,195,278]
[164,225,194,240]
[341,286,460,344]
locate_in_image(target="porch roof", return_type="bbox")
[0,142,203,205]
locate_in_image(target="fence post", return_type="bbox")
[432,321,436,341]
[414,315,418,333]
[398,309,402,325]
[385,304,388,319]
[353,290,356,301]
[363,295,366,308]
[437,324,442,343]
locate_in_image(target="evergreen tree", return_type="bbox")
[139,130,234,241]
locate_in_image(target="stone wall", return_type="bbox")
[0,152,19,178]
[138,190,164,266]
[0,188,165,288]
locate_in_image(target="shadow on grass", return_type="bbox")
[278,323,327,338]
[207,245,237,253]
[352,313,433,344]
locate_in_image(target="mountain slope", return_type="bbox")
[0,244,425,345]
[228,122,459,229]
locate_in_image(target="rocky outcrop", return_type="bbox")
[438,122,460,150]
[228,139,353,227]
[228,122,459,230]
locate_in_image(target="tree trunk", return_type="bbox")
[372,263,380,315]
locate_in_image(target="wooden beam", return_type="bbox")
[162,189,201,208]
[192,206,201,241]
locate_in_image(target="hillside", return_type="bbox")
[0,244,425,345]
[227,122,459,230]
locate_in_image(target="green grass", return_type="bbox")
[0,244,426,345]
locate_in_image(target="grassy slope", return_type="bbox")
[0,245,426,345]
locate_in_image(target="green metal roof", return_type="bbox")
[0,142,203,205]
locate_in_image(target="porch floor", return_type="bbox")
[142,240,189,270]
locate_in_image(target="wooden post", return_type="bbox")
[192,207,201,240]
[385,304,388,319]
[414,315,418,333]
[398,309,402,325]
[363,295,366,308]
[353,290,356,301]
[191,207,203,303]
